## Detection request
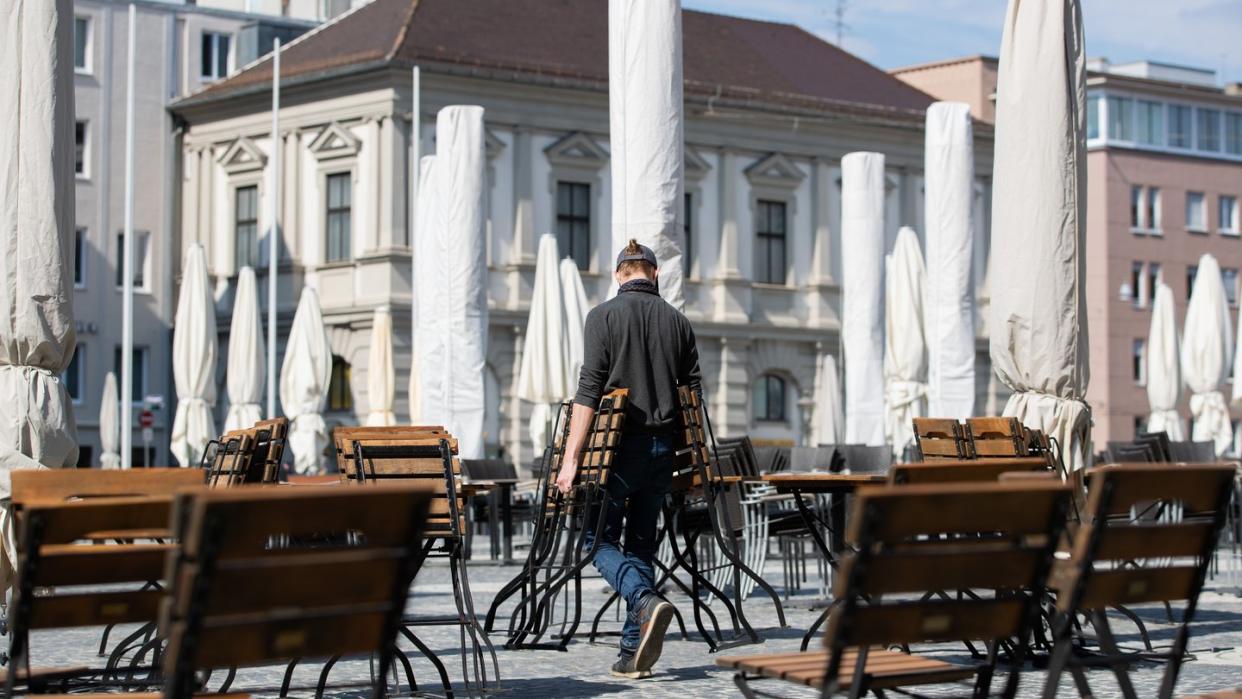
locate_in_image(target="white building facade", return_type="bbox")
[171,0,999,470]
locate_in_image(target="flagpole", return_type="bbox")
[267,38,281,418]
[120,3,136,469]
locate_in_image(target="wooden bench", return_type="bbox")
[158,485,431,698]
[1044,463,1236,699]
[718,480,1073,698]
[888,457,1052,485]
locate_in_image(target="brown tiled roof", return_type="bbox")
[176,0,932,118]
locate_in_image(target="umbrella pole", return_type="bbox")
[266,39,281,419]
[120,4,136,469]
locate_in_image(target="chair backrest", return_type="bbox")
[1134,431,1173,462]
[10,467,205,506]
[789,446,837,473]
[1103,442,1156,464]
[912,418,973,460]
[461,458,518,482]
[333,425,458,472]
[203,433,254,487]
[836,444,891,474]
[340,434,462,541]
[1057,463,1235,615]
[965,417,1029,458]
[1169,441,1217,463]
[161,486,431,698]
[823,481,1072,691]
[888,457,1051,485]
[558,389,629,489]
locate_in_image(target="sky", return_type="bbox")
[683,0,1242,85]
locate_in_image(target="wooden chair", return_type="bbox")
[888,457,1052,485]
[159,485,431,698]
[718,480,1073,698]
[10,468,205,506]
[1043,463,1236,699]
[201,417,289,487]
[965,417,1029,458]
[334,428,496,695]
[912,418,974,460]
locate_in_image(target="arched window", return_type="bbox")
[753,374,786,422]
[327,354,353,412]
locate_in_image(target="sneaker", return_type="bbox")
[633,594,675,674]
[610,651,651,679]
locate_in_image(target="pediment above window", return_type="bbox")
[309,122,361,160]
[217,136,267,174]
[745,153,805,189]
[545,131,609,169]
[684,147,712,181]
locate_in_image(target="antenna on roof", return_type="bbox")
[832,0,850,48]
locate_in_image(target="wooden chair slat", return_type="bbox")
[167,611,389,669]
[11,468,203,505]
[827,599,1026,647]
[1072,566,1200,610]
[34,544,172,587]
[1084,521,1218,561]
[837,548,1046,596]
[29,590,164,629]
[1087,463,1235,514]
[845,482,1072,543]
[23,497,176,545]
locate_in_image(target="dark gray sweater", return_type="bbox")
[573,280,702,433]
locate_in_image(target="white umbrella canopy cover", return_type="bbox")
[224,266,265,431]
[1182,254,1233,454]
[812,353,845,446]
[989,0,1091,472]
[841,151,887,447]
[1146,282,1184,440]
[100,372,121,469]
[170,243,218,467]
[366,308,396,426]
[884,227,928,458]
[517,235,569,450]
[414,107,489,459]
[561,257,591,389]
[924,101,976,419]
[280,287,333,474]
[407,155,435,424]
[609,0,686,309]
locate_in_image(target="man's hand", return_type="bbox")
[555,457,578,495]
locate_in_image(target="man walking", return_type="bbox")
[556,239,701,679]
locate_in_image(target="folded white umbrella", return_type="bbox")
[0,0,78,594]
[517,235,569,450]
[100,372,121,469]
[812,354,845,446]
[924,101,976,419]
[1146,282,1184,440]
[170,243,217,467]
[841,151,887,447]
[989,0,1091,472]
[415,107,489,459]
[280,287,332,474]
[1182,254,1233,455]
[407,155,435,424]
[609,0,685,309]
[366,308,396,426]
[224,266,264,431]
[561,257,591,389]
[884,227,928,458]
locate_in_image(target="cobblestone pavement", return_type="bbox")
[26,549,1242,698]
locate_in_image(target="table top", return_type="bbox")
[761,472,886,492]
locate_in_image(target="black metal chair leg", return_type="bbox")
[402,627,454,699]
[280,657,301,697]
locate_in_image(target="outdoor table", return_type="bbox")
[760,472,886,649]
[463,477,520,563]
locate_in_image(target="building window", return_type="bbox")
[1146,187,1161,232]
[1130,186,1142,229]
[1130,261,1144,308]
[325,172,352,263]
[73,16,90,72]
[1132,339,1146,385]
[62,345,84,403]
[327,355,353,412]
[234,185,259,269]
[753,374,786,422]
[1220,195,1239,235]
[75,121,87,177]
[113,345,149,404]
[201,31,231,80]
[556,181,591,271]
[1223,268,1240,307]
[74,228,86,288]
[1186,192,1206,232]
[1136,100,1163,146]
[1168,105,1192,149]
[755,199,787,285]
[1197,108,1221,152]
[1147,262,1161,299]
[1086,93,1101,140]
[1187,265,1198,297]
[1135,416,1148,438]
[1227,113,1242,156]
[1131,186,1160,232]
[683,192,693,278]
[115,231,149,290]
[1107,96,1133,141]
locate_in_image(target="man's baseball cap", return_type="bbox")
[615,239,658,271]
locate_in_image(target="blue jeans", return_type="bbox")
[583,433,674,652]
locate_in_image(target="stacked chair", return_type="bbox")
[199,417,289,486]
